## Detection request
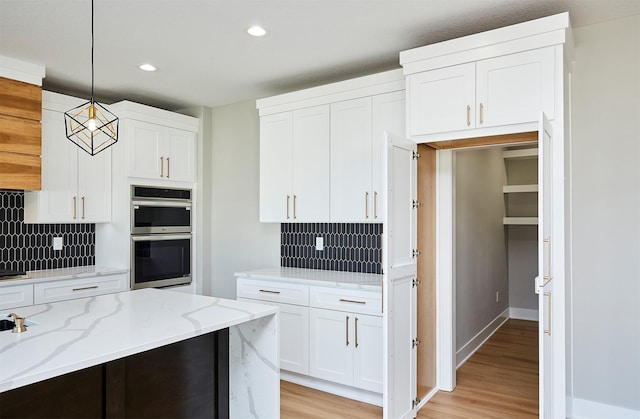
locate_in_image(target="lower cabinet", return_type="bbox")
[0,284,34,311]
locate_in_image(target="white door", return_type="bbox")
[382,132,417,419]
[353,313,384,393]
[127,120,164,180]
[166,128,196,182]
[309,307,354,386]
[77,145,111,222]
[259,112,293,222]
[537,113,554,418]
[292,105,330,222]
[279,303,310,375]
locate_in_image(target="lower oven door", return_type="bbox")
[131,234,191,289]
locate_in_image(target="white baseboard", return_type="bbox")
[509,307,539,321]
[456,308,509,369]
[280,370,383,407]
[572,397,640,419]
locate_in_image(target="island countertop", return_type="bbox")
[0,288,278,393]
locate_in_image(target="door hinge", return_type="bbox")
[412,200,422,209]
[412,338,421,349]
[412,278,421,288]
[412,151,420,160]
[412,249,420,258]
[411,397,421,409]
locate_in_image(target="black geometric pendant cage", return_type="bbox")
[63,0,118,156]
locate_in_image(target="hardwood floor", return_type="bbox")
[280,319,538,418]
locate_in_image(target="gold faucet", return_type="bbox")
[7,313,27,333]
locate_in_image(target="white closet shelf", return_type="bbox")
[502,148,538,159]
[503,217,538,225]
[503,184,538,193]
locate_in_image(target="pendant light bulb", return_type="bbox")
[87,103,97,132]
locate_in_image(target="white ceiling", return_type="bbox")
[1,0,639,111]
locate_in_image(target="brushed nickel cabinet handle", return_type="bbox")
[73,285,98,292]
[466,105,471,126]
[259,289,280,294]
[479,103,484,124]
[544,291,552,335]
[81,196,85,220]
[293,194,297,220]
[339,298,366,305]
[355,317,359,348]
[365,191,369,219]
[72,196,77,220]
[346,315,350,346]
[374,191,378,219]
[160,156,164,177]
[166,157,170,178]
[286,195,290,220]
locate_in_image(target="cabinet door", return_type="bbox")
[372,91,406,222]
[0,284,33,310]
[407,63,475,136]
[309,308,353,386]
[330,97,373,222]
[77,145,111,223]
[166,128,196,182]
[279,303,310,375]
[476,48,555,127]
[540,280,554,418]
[36,109,77,222]
[353,314,383,393]
[292,105,330,222]
[260,112,293,222]
[127,120,164,180]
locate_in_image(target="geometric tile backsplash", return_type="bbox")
[281,223,382,274]
[0,190,95,272]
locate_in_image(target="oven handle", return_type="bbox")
[132,200,192,209]
[131,234,192,242]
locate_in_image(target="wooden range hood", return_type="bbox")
[0,76,42,190]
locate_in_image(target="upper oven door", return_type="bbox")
[131,200,192,234]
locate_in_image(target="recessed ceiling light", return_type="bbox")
[139,64,156,72]
[247,26,266,37]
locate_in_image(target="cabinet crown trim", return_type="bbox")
[0,55,45,86]
[400,12,571,74]
[111,100,199,131]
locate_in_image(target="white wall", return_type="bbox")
[454,147,509,350]
[507,225,538,311]
[208,101,280,299]
[570,15,640,413]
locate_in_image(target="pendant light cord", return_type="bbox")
[91,0,95,103]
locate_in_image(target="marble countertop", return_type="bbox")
[0,266,128,286]
[0,288,277,392]
[235,267,382,290]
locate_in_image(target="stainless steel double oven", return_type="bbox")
[130,186,192,289]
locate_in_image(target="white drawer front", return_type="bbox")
[0,284,34,310]
[309,286,381,316]
[34,274,128,304]
[237,278,309,306]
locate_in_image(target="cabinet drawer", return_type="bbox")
[237,278,309,306]
[0,284,34,310]
[309,286,381,316]
[34,274,128,304]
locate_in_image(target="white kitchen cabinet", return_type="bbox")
[259,105,330,222]
[331,92,406,223]
[127,119,195,182]
[33,273,128,304]
[406,47,555,137]
[0,284,33,310]
[352,313,384,393]
[24,105,111,224]
[309,307,354,386]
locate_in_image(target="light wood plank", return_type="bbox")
[0,152,41,190]
[280,319,537,419]
[427,131,537,150]
[0,114,42,155]
[0,77,42,121]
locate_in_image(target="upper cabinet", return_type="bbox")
[126,120,195,182]
[111,100,198,185]
[257,70,405,223]
[24,93,111,223]
[260,105,330,222]
[406,48,555,138]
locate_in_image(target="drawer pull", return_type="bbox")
[346,315,350,346]
[72,285,99,292]
[355,317,359,348]
[259,289,281,294]
[339,298,366,305]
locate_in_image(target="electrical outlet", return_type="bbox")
[315,237,324,251]
[53,237,63,251]
[496,291,500,303]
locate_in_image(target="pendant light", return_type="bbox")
[64,0,118,156]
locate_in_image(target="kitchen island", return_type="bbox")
[0,288,279,418]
